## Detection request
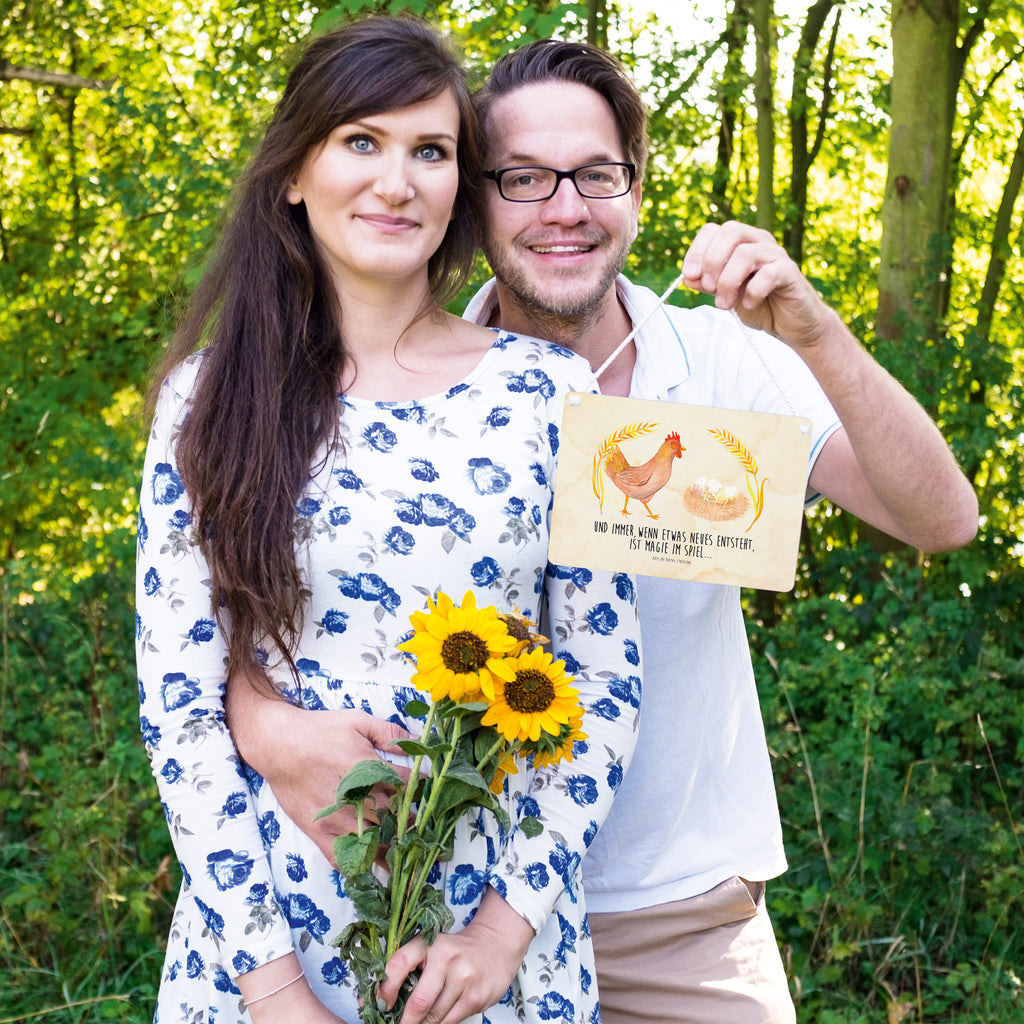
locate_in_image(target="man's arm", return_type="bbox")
[682,221,978,551]
[225,675,411,866]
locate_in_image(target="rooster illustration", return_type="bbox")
[598,430,686,519]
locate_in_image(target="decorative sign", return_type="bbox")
[549,393,813,591]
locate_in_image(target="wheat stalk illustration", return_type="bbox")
[593,421,659,514]
[708,427,769,531]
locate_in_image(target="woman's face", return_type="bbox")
[287,89,461,292]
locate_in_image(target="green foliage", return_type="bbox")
[751,545,1024,1022]
[2,0,1023,1020]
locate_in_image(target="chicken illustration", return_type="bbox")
[601,431,685,519]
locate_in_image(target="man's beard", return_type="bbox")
[482,230,631,329]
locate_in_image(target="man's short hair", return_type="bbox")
[474,39,649,181]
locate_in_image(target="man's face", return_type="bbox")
[482,81,642,321]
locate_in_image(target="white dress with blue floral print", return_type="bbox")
[136,331,642,1024]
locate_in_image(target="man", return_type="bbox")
[228,38,977,1024]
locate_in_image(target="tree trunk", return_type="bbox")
[750,0,775,230]
[876,0,959,345]
[784,0,840,263]
[712,1,750,219]
[587,0,608,49]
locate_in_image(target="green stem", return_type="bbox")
[388,711,466,952]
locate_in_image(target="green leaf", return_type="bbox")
[334,830,380,878]
[519,816,544,839]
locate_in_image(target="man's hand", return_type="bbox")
[377,888,534,1024]
[682,220,832,350]
[225,674,411,866]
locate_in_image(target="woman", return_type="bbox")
[136,17,640,1024]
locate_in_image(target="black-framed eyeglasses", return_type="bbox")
[484,162,636,203]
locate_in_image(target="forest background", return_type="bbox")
[1,0,1021,1021]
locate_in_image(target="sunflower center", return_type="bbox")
[500,614,533,645]
[441,631,490,673]
[506,669,556,713]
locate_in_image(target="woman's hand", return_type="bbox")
[235,953,349,1024]
[225,672,411,866]
[377,888,535,1024]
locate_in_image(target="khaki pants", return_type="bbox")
[590,876,796,1024]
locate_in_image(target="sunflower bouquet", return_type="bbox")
[320,590,586,1024]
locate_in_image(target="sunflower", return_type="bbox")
[530,711,587,769]
[481,647,581,743]
[488,747,520,795]
[498,609,549,654]
[398,590,517,702]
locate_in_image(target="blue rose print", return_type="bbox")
[583,820,599,849]
[553,913,576,966]
[549,843,583,903]
[287,854,308,883]
[531,504,543,525]
[187,619,216,644]
[169,509,192,530]
[485,406,511,428]
[608,762,624,790]
[186,950,204,978]
[221,792,247,818]
[322,958,350,986]
[547,420,560,456]
[585,602,618,635]
[320,609,349,635]
[139,716,160,746]
[336,573,400,612]
[590,697,621,721]
[537,993,575,1021]
[327,505,351,527]
[530,462,548,485]
[468,457,511,495]
[609,674,642,709]
[524,863,549,891]
[448,864,486,905]
[548,564,593,588]
[558,652,581,675]
[446,382,469,399]
[409,458,439,482]
[518,794,541,819]
[333,467,363,491]
[613,572,636,603]
[389,403,427,424]
[447,509,476,539]
[282,892,330,940]
[151,462,184,504]
[566,775,599,807]
[232,951,257,974]
[257,811,281,846]
[505,496,526,516]
[160,758,184,784]
[195,897,225,937]
[213,968,239,994]
[161,672,200,712]
[420,493,456,526]
[581,964,593,994]
[471,556,501,587]
[246,883,269,906]
[363,421,398,452]
[136,509,147,548]
[207,849,254,891]
[143,567,161,596]
[624,638,640,666]
[384,526,415,555]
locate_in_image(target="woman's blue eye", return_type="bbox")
[347,135,375,152]
[418,144,447,161]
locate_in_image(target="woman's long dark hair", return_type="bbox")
[149,16,484,683]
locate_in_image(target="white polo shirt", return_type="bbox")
[464,275,841,912]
